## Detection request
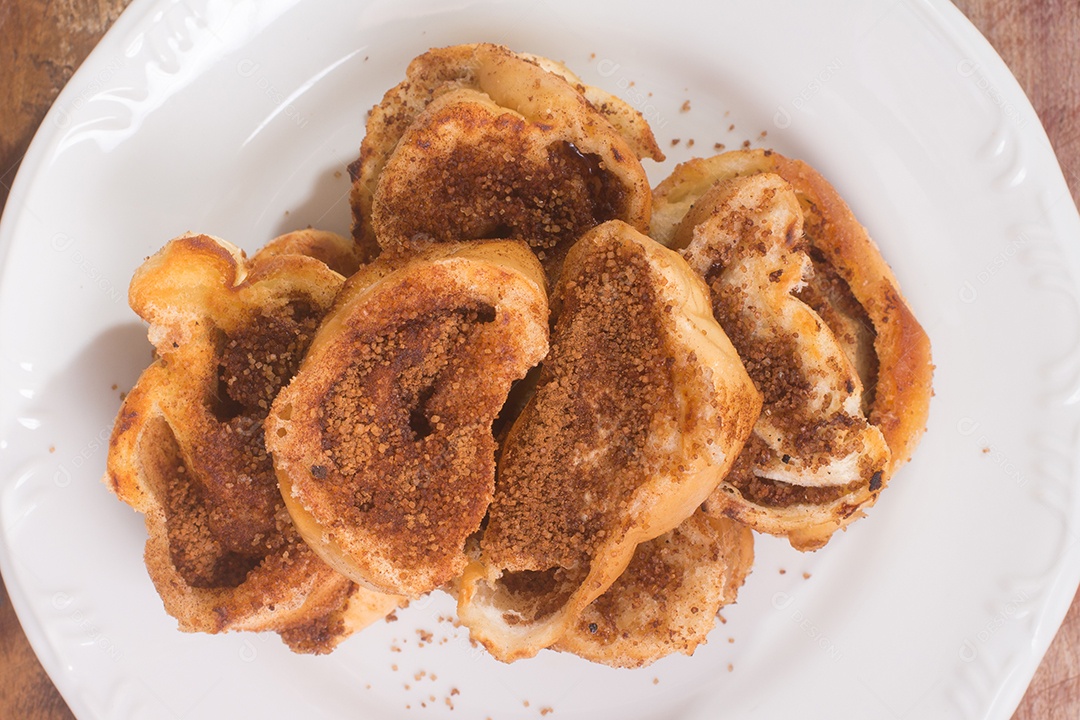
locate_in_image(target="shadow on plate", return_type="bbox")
[269,161,355,241]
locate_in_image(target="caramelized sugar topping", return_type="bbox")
[484,237,674,570]
[375,98,629,276]
[314,301,500,570]
[163,299,321,588]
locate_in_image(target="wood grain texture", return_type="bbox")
[0,0,1077,718]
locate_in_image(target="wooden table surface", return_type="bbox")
[1,0,1078,717]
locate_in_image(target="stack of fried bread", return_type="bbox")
[106,43,932,666]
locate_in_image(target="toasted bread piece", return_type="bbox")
[653,149,933,471]
[105,231,402,652]
[677,173,890,548]
[554,511,753,668]
[351,43,663,278]
[456,220,760,661]
[654,150,933,549]
[266,241,549,597]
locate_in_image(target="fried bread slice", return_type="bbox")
[456,220,761,661]
[266,241,549,597]
[654,151,933,549]
[554,511,753,668]
[653,149,933,473]
[351,43,663,278]
[105,230,402,652]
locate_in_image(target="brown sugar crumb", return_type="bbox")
[483,234,677,592]
[652,677,659,685]
[981,447,990,454]
[417,629,434,644]
[540,708,554,716]
[728,637,735,644]
[391,664,398,671]
[386,611,398,622]
[373,112,630,280]
[779,568,786,575]
[589,52,596,60]
[334,170,342,179]
[111,383,118,390]
[524,700,531,708]
[759,130,768,138]
[718,614,727,624]
[680,100,691,112]
[49,446,55,453]
[728,123,735,131]
[706,250,876,503]
[671,138,681,146]
[687,139,695,148]
[741,140,751,148]
[727,663,734,672]
[713,142,726,150]
[803,572,812,579]
[451,688,460,696]
[313,299,504,579]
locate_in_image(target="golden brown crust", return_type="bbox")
[764,154,933,472]
[554,511,753,668]
[653,150,933,550]
[105,231,401,651]
[456,221,760,661]
[352,43,663,280]
[266,241,549,597]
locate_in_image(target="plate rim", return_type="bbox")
[0,0,1078,718]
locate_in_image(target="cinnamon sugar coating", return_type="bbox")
[554,511,753,667]
[106,231,401,652]
[351,43,663,280]
[267,241,549,597]
[653,150,932,550]
[456,221,760,662]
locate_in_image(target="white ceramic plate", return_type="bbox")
[2,0,1079,717]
